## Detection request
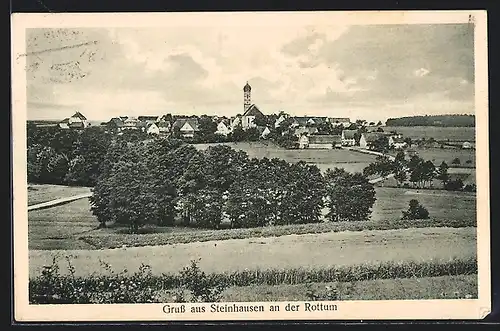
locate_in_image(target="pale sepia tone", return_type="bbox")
[12,10,490,321]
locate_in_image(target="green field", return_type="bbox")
[28,198,97,250]
[27,185,476,250]
[29,226,476,278]
[27,182,478,303]
[219,275,477,302]
[194,142,377,173]
[372,187,476,222]
[385,126,475,142]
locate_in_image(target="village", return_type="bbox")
[23,22,480,308]
[51,82,460,153]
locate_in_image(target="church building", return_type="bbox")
[240,81,264,129]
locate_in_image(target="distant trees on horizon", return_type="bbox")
[385,115,475,127]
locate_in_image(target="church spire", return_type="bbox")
[243,81,251,112]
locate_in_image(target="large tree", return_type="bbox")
[325,168,376,222]
[436,161,450,186]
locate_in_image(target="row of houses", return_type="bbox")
[297,130,407,150]
[56,110,355,143]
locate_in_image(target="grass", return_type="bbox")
[28,198,98,250]
[372,187,476,223]
[27,184,92,206]
[29,227,476,278]
[77,218,476,250]
[384,126,475,142]
[28,185,476,250]
[220,274,478,302]
[193,141,376,173]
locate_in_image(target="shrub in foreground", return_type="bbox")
[402,199,430,220]
[29,256,477,304]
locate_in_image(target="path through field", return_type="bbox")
[28,193,93,211]
[29,226,476,278]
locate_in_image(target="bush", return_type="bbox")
[306,283,341,301]
[175,259,228,303]
[30,256,477,304]
[451,157,461,165]
[444,179,464,191]
[463,184,476,192]
[402,199,430,220]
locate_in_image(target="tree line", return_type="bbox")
[363,151,476,192]
[27,124,151,187]
[385,115,475,127]
[90,139,377,233]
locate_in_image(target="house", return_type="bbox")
[341,130,357,146]
[172,118,200,138]
[107,117,124,132]
[216,120,232,136]
[274,114,288,128]
[138,116,161,123]
[291,116,328,128]
[122,117,140,130]
[146,122,160,135]
[241,104,265,129]
[291,117,309,128]
[59,111,89,129]
[260,126,271,139]
[359,132,386,149]
[58,118,70,129]
[230,116,241,129]
[298,135,310,149]
[294,126,319,137]
[307,134,342,149]
[329,118,351,127]
[68,111,89,128]
[462,141,473,149]
[157,121,171,134]
[391,137,407,149]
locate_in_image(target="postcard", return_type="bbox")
[11,10,490,321]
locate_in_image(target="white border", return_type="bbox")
[12,10,491,322]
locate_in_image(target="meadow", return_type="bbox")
[193,142,377,173]
[371,187,476,222]
[28,184,92,206]
[27,186,476,251]
[27,182,478,303]
[29,226,476,278]
[220,274,477,302]
[384,126,475,142]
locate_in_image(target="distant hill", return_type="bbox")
[385,115,475,127]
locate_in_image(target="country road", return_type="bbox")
[27,192,93,212]
[343,147,396,184]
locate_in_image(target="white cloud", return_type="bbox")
[27,24,474,121]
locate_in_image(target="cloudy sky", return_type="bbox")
[25,23,474,123]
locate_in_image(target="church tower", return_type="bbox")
[243,81,251,112]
